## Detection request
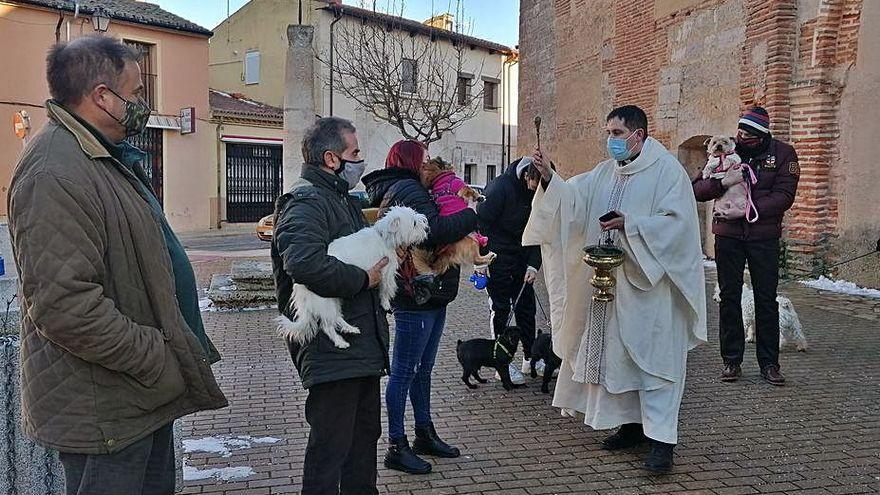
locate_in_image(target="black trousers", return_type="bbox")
[715,236,780,369]
[302,376,381,495]
[487,254,536,358]
[59,423,174,495]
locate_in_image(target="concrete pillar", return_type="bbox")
[283,24,317,193]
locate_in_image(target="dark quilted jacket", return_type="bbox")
[272,166,389,389]
[7,102,227,454]
[692,139,799,241]
[477,159,542,270]
[362,168,478,311]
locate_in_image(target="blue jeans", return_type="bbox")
[385,307,447,441]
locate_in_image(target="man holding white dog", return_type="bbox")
[272,117,389,494]
[692,106,800,386]
[525,106,707,473]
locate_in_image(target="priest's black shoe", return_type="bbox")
[601,423,648,450]
[384,436,432,474]
[643,440,675,473]
[412,422,461,458]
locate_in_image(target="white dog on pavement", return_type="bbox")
[278,206,429,349]
[713,283,808,352]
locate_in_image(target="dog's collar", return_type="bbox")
[494,340,514,361]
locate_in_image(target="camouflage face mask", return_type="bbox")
[104,87,151,137]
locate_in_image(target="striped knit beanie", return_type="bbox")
[738,107,771,138]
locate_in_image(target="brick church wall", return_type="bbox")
[519,0,877,285]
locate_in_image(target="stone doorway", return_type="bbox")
[678,135,714,258]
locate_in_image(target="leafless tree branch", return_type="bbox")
[317,2,487,144]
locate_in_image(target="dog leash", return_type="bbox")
[742,164,759,224]
[504,282,528,329]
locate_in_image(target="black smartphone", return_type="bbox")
[599,211,621,222]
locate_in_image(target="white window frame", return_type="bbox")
[244,50,261,85]
[483,77,500,111]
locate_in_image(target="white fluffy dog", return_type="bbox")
[713,283,808,352]
[278,206,429,349]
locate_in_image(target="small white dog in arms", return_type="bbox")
[713,283,808,352]
[277,206,429,349]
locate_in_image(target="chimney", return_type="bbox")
[423,13,454,31]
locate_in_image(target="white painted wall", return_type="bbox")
[311,10,517,187]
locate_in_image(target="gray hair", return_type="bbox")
[301,117,357,167]
[46,36,139,105]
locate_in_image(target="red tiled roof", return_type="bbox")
[10,0,212,36]
[318,1,513,55]
[209,90,282,123]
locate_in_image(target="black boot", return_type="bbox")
[412,422,461,458]
[384,436,432,475]
[601,423,648,450]
[643,440,675,473]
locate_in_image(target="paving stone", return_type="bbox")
[180,266,880,494]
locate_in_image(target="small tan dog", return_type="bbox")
[702,136,757,222]
[413,158,495,275]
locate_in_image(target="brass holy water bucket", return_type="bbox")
[582,244,626,302]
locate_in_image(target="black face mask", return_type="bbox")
[736,134,769,158]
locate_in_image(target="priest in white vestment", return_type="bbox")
[524,106,707,473]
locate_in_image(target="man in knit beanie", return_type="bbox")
[692,106,800,386]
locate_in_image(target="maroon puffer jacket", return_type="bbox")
[692,139,799,241]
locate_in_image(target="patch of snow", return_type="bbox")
[182,460,255,482]
[241,305,274,312]
[183,435,283,457]
[218,284,238,292]
[243,435,282,444]
[800,276,880,299]
[199,298,215,311]
[183,437,234,457]
[703,259,717,269]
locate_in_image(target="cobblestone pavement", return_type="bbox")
[181,266,880,495]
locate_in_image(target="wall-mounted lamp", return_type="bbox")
[91,7,111,32]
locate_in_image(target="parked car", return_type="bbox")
[255,191,372,242]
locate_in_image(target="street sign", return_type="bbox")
[13,111,29,140]
[180,107,195,135]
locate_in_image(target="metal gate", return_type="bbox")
[226,143,283,223]
[128,127,164,205]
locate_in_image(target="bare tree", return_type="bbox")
[319,2,488,144]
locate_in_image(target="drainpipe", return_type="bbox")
[507,54,518,165]
[215,117,225,229]
[54,13,64,43]
[500,57,508,167]
[329,7,342,116]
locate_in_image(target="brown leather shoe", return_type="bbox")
[761,365,786,386]
[720,363,742,382]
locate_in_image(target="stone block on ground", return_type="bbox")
[229,260,273,283]
[207,274,275,310]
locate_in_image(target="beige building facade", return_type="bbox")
[0,0,217,231]
[210,0,519,189]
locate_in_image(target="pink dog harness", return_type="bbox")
[713,153,759,223]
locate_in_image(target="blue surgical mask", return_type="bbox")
[607,129,639,161]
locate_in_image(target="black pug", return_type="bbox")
[456,325,525,391]
[530,330,562,394]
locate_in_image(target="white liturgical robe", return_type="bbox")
[523,137,707,444]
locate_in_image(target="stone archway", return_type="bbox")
[678,135,714,258]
